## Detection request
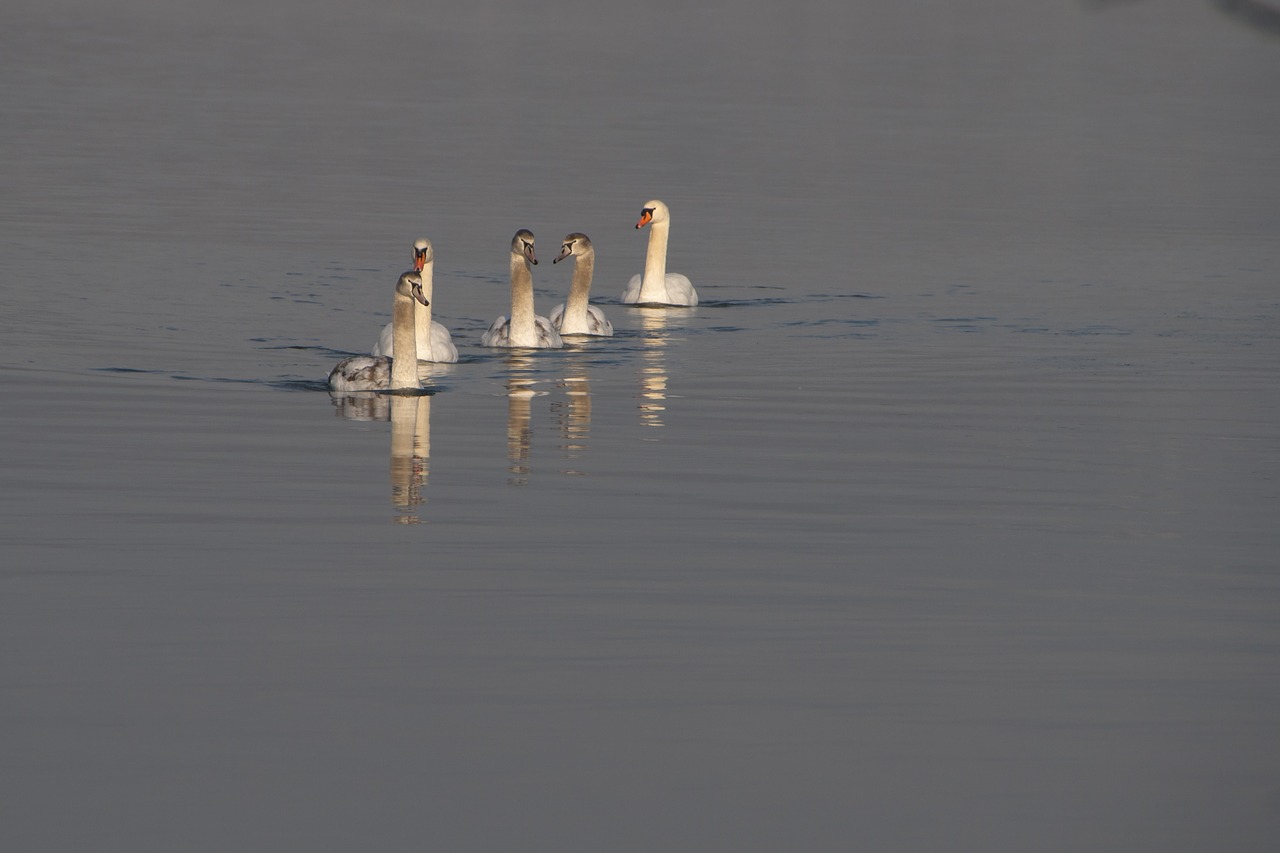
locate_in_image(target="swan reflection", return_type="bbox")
[551,358,592,475]
[389,393,431,525]
[329,387,434,524]
[327,361,452,420]
[634,307,693,431]
[503,352,540,486]
[329,390,391,422]
[500,351,596,484]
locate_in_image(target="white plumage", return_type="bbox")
[621,199,699,307]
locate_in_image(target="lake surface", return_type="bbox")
[3,1,1279,850]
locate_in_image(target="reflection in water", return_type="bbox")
[329,389,433,524]
[501,351,595,484]
[329,391,391,422]
[416,361,455,383]
[635,308,693,431]
[552,359,591,476]
[637,310,669,429]
[389,393,430,525]
[504,353,538,487]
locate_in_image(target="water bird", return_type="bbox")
[621,199,699,307]
[372,237,458,363]
[481,230,564,349]
[549,232,613,337]
[328,271,430,391]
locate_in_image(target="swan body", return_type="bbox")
[372,238,458,363]
[328,271,429,392]
[481,230,564,349]
[621,199,698,307]
[549,232,613,337]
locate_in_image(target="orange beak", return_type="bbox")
[636,210,653,229]
[414,252,427,271]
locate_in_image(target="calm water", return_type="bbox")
[3,1,1279,850]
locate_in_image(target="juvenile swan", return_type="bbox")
[481,230,564,349]
[329,271,429,391]
[372,238,458,363]
[621,199,698,307]
[549,232,613,337]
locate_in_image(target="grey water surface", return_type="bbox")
[3,1,1279,850]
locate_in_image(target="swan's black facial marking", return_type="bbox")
[399,271,428,306]
[513,229,537,264]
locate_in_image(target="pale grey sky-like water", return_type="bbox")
[2,1,1279,850]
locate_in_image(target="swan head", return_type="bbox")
[553,232,593,264]
[412,238,433,272]
[396,270,430,307]
[511,229,537,266]
[636,199,670,230]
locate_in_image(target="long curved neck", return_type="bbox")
[563,253,595,326]
[509,255,537,347]
[389,289,420,389]
[639,219,670,301]
[415,261,434,331]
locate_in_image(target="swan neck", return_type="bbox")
[390,288,420,389]
[509,255,537,347]
[415,260,434,329]
[640,219,670,300]
[564,253,595,319]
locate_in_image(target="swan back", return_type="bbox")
[480,315,565,349]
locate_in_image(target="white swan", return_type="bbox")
[328,271,429,392]
[549,232,614,337]
[372,237,458,363]
[621,199,698,307]
[481,230,564,349]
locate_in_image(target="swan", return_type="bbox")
[481,230,564,349]
[549,232,614,337]
[372,237,458,363]
[328,271,429,392]
[621,199,698,307]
